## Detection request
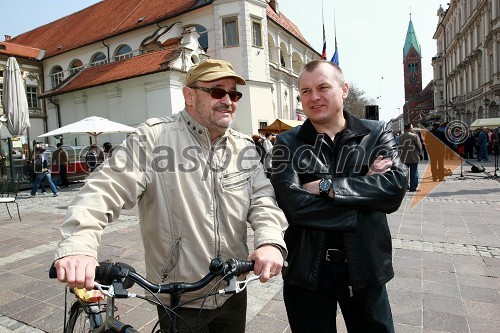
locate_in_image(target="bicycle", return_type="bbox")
[49,257,258,333]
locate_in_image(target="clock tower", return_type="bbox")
[403,15,422,124]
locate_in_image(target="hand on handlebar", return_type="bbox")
[53,255,98,291]
[248,244,283,283]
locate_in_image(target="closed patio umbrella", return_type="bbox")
[1,57,31,136]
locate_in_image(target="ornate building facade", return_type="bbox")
[432,0,500,125]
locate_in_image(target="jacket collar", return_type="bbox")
[297,111,371,144]
[181,109,230,148]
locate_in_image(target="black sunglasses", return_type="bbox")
[190,86,243,102]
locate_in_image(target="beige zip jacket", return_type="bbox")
[55,110,287,308]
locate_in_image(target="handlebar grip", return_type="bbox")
[49,266,57,279]
[95,262,136,289]
[224,258,255,276]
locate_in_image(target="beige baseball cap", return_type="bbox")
[185,59,246,86]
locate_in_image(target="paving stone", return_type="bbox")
[2,162,500,332]
[423,309,469,333]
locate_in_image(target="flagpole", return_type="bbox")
[321,0,326,60]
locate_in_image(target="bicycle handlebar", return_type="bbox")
[49,257,254,295]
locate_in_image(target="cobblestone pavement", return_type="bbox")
[0,158,499,332]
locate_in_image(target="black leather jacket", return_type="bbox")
[270,112,407,293]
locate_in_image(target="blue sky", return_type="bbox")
[1,0,444,121]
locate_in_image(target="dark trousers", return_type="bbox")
[404,162,419,191]
[55,165,70,186]
[157,290,246,333]
[284,260,395,333]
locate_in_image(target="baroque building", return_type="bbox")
[1,0,318,148]
[432,0,500,125]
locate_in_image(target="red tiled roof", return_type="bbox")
[9,0,203,58]
[266,5,312,48]
[43,43,181,97]
[0,41,42,59]
[9,1,314,60]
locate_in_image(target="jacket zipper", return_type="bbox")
[324,133,355,298]
[210,139,224,259]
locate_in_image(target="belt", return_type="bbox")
[325,249,346,263]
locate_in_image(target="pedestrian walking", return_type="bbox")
[399,123,422,192]
[52,143,70,187]
[30,147,58,197]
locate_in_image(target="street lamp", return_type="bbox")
[484,97,491,118]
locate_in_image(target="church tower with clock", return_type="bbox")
[403,15,423,124]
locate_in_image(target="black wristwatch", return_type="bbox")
[318,178,333,197]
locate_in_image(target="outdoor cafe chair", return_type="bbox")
[0,179,22,221]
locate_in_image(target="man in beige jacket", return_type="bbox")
[52,59,287,333]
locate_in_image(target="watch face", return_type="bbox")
[319,178,332,192]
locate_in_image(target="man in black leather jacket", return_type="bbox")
[270,60,406,333]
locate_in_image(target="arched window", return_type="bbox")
[69,59,84,75]
[114,45,132,61]
[90,52,107,66]
[193,25,208,52]
[51,65,64,89]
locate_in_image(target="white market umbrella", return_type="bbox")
[38,116,136,141]
[1,57,31,136]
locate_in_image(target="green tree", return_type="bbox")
[344,83,376,119]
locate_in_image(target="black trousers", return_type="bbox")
[59,165,70,186]
[284,260,395,333]
[156,290,246,333]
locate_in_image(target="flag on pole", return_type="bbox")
[330,8,339,65]
[321,25,327,60]
[331,37,339,65]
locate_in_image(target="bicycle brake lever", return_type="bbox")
[219,274,261,295]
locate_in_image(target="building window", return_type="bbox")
[114,45,133,61]
[223,17,239,47]
[69,59,84,75]
[90,52,107,66]
[0,83,3,106]
[259,121,268,129]
[194,24,209,52]
[26,86,38,108]
[50,66,64,89]
[252,19,262,47]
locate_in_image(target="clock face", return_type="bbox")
[410,75,418,83]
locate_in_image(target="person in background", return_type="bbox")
[477,126,490,162]
[85,144,99,172]
[30,147,58,197]
[464,129,476,159]
[262,132,274,178]
[399,123,422,192]
[252,134,266,165]
[52,143,70,187]
[52,59,287,333]
[98,142,114,163]
[270,60,406,333]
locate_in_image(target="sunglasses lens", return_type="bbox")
[210,88,227,99]
[210,88,242,102]
[228,91,242,102]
